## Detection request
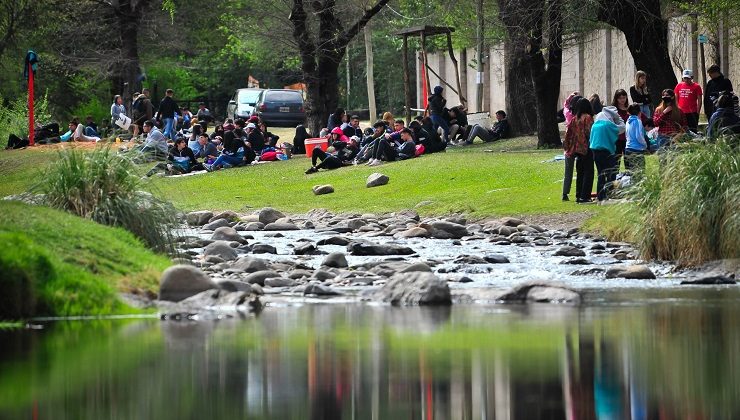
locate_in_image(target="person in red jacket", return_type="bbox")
[674,69,703,132]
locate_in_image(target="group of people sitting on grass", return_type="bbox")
[140,114,289,176]
[561,67,739,204]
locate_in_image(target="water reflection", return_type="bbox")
[1,293,740,419]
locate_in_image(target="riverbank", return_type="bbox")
[0,201,171,318]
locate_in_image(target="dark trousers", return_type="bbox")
[574,152,594,202]
[685,112,699,132]
[311,148,342,170]
[562,154,575,197]
[592,149,617,201]
[372,139,397,161]
[624,149,646,173]
[6,134,29,149]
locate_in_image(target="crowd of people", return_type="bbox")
[561,66,738,204]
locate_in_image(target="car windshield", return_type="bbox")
[238,90,261,105]
[265,91,302,103]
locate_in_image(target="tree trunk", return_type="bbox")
[304,53,342,136]
[597,0,677,106]
[118,14,142,102]
[529,0,563,148]
[498,0,538,135]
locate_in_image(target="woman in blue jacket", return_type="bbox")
[590,106,625,202]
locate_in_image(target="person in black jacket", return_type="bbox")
[157,89,179,140]
[410,120,445,153]
[305,136,360,174]
[464,110,510,144]
[427,85,449,142]
[246,123,265,152]
[705,64,734,120]
[146,137,202,176]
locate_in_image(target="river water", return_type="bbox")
[2,287,739,419]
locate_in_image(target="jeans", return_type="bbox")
[430,114,450,142]
[466,124,499,144]
[84,126,98,137]
[212,153,243,169]
[162,117,175,139]
[592,149,617,201]
[574,152,594,202]
[640,104,652,119]
[562,154,575,197]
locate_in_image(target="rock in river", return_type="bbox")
[203,218,231,231]
[322,252,348,268]
[347,241,416,256]
[304,282,342,296]
[497,281,581,304]
[243,270,281,286]
[231,256,269,273]
[186,211,213,226]
[263,222,300,231]
[375,272,451,305]
[680,274,736,285]
[210,226,246,243]
[203,241,238,261]
[159,265,217,302]
[258,207,285,225]
[423,221,469,239]
[553,246,586,257]
[605,265,656,279]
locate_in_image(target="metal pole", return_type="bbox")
[402,35,411,125]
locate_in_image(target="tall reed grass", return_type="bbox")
[36,147,178,253]
[627,136,739,266]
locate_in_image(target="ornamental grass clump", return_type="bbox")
[37,147,178,253]
[627,136,739,266]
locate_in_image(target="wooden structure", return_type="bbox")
[395,26,467,124]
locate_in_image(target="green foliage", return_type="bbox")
[0,233,46,319]
[622,137,739,266]
[0,93,52,148]
[70,96,109,128]
[36,147,179,253]
[0,200,171,318]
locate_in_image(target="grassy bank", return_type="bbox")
[0,201,171,319]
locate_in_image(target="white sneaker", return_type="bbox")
[369,159,382,167]
[366,159,375,166]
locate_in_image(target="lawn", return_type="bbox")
[0,134,605,219]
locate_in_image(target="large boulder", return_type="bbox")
[203,241,238,261]
[605,265,656,279]
[322,252,348,268]
[203,218,231,231]
[209,211,239,223]
[680,274,736,285]
[258,207,285,225]
[304,282,342,296]
[313,185,335,195]
[375,272,451,305]
[497,281,581,304]
[423,221,469,239]
[395,227,430,238]
[366,173,389,188]
[553,246,586,257]
[263,222,300,231]
[243,270,282,286]
[210,226,246,243]
[186,211,213,226]
[231,256,270,273]
[251,243,277,254]
[159,265,217,302]
[216,279,252,293]
[347,241,416,256]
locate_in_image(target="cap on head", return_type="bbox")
[682,69,693,79]
[433,86,443,94]
[246,123,257,129]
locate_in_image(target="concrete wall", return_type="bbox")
[418,17,738,115]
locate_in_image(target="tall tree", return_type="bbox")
[289,0,390,135]
[595,0,677,103]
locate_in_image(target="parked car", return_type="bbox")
[254,89,306,126]
[226,88,264,120]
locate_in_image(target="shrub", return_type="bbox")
[626,137,739,266]
[36,147,179,253]
[0,93,52,149]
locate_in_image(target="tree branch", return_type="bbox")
[336,0,390,49]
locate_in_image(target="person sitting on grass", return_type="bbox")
[410,120,445,154]
[707,92,740,138]
[342,115,363,139]
[355,121,387,163]
[305,136,360,174]
[653,89,687,149]
[136,119,169,161]
[210,124,225,141]
[464,110,510,144]
[260,122,280,147]
[195,133,219,165]
[146,137,203,177]
[70,118,101,142]
[366,127,416,166]
[206,131,244,171]
[447,105,468,142]
[624,104,649,173]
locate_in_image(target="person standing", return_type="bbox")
[157,89,179,140]
[428,86,449,143]
[132,89,154,138]
[704,64,734,121]
[589,107,625,202]
[630,71,652,118]
[563,98,595,203]
[674,69,702,132]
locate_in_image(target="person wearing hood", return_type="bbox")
[589,106,625,202]
[704,65,734,121]
[707,92,740,138]
[624,104,648,173]
[329,126,349,144]
[428,85,449,142]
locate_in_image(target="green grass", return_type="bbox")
[150,136,605,217]
[0,201,171,318]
